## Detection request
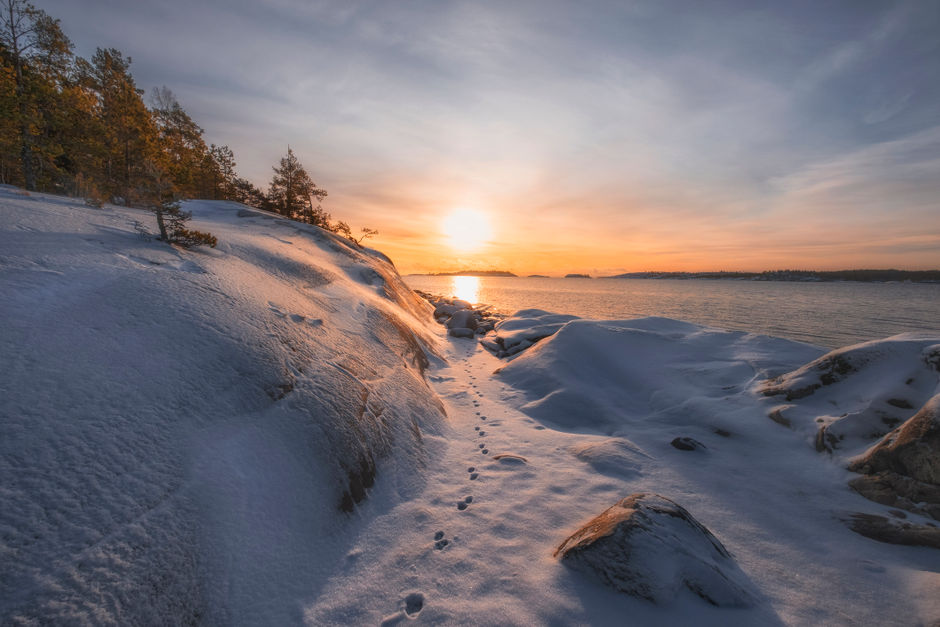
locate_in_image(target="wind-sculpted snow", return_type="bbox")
[0,191,445,624]
[495,316,823,433]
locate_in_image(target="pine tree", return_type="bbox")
[267,146,327,223]
[136,160,216,248]
[207,143,236,200]
[150,86,209,197]
[77,48,157,203]
[0,0,72,190]
[232,176,267,208]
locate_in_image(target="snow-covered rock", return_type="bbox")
[554,493,757,606]
[761,337,940,454]
[0,190,445,623]
[446,308,478,331]
[485,309,579,357]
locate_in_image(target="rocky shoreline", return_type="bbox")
[414,291,504,338]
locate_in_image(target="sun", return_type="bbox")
[442,208,492,252]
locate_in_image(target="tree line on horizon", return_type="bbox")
[0,0,374,245]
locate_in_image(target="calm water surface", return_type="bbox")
[405,276,940,349]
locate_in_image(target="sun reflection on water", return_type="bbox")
[451,275,480,304]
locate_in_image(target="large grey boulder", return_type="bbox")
[554,493,756,607]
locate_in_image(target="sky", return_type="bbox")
[40,0,940,275]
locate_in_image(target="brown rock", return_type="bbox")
[848,473,940,521]
[848,394,940,521]
[842,513,940,549]
[554,493,756,606]
[849,394,940,484]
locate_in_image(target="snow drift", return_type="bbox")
[0,189,445,624]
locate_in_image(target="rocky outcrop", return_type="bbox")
[415,292,502,339]
[848,394,940,521]
[554,493,756,606]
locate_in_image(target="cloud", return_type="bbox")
[34,0,940,272]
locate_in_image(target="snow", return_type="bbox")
[0,189,444,623]
[2,187,939,625]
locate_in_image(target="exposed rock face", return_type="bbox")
[848,474,940,521]
[554,493,756,607]
[841,513,940,549]
[849,394,940,484]
[849,394,940,520]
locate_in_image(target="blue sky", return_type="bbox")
[42,0,940,272]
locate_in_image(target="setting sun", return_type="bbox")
[442,208,492,252]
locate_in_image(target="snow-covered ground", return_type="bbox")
[1,189,445,624]
[2,188,938,625]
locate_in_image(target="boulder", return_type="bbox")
[446,309,478,331]
[554,493,756,606]
[849,394,940,484]
[848,394,940,521]
[433,304,461,318]
[671,437,706,451]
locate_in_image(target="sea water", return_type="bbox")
[404,275,940,349]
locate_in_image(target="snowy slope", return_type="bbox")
[0,188,446,624]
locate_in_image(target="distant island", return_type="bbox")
[423,270,518,277]
[603,269,940,283]
[410,269,940,282]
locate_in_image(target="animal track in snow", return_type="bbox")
[404,592,425,616]
[478,431,486,437]
[469,473,478,480]
[457,496,473,510]
[479,443,485,449]
[481,448,489,454]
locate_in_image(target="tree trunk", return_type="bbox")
[10,36,35,190]
[123,138,130,205]
[155,207,168,241]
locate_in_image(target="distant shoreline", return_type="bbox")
[408,269,940,283]
[416,270,518,277]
